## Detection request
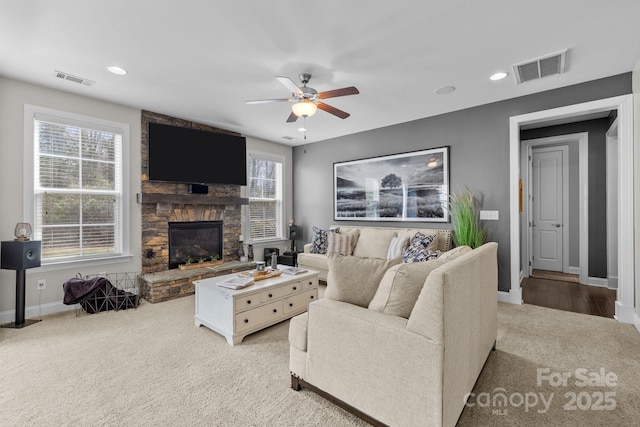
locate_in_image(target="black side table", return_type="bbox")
[278,251,298,267]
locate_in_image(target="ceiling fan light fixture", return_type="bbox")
[291,100,317,117]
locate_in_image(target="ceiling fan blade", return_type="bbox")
[317,102,350,119]
[276,76,303,96]
[246,98,293,104]
[286,111,299,123]
[317,86,359,99]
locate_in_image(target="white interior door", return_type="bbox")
[532,147,565,272]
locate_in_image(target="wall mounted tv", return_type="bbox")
[148,122,247,186]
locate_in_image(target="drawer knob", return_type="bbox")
[244,319,249,323]
[310,295,314,299]
[308,281,312,285]
[293,286,297,290]
[247,300,252,305]
[289,303,293,307]
[273,309,277,313]
[268,293,273,298]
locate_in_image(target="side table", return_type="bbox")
[278,251,298,267]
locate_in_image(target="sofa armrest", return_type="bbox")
[303,243,311,253]
[306,298,444,426]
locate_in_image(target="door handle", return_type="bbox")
[554,224,562,227]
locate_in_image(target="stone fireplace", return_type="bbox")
[139,110,254,303]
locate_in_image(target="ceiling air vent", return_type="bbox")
[53,70,95,86]
[512,50,567,84]
[282,136,296,141]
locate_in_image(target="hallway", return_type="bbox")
[521,272,616,318]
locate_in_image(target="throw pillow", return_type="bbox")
[310,226,338,254]
[352,228,398,259]
[339,228,361,253]
[327,232,353,256]
[387,236,409,260]
[369,258,449,318]
[325,252,402,308]
[402,232,438,263]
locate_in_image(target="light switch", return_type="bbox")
[480,210,499,220]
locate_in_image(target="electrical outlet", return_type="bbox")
[37,279,46,290]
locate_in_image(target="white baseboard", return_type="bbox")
[497,291,511,303]
[497,288,522,305]
[568,266,580,275]
[614,301,636,324]
[587,277,609,288]
[634,312,640,335]
[0,301,73,324]
[607,276,618,290]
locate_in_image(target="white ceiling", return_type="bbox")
[2,1,640,146]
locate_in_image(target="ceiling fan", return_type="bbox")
[246,73,359,123]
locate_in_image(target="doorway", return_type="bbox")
[520,133,588,284]
[507,95,635,325]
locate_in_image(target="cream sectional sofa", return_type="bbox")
[297,225,452,281]
[289,242,498,427]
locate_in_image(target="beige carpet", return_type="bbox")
[1,298,638,426]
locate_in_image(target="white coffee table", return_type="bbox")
[194,266,319,345]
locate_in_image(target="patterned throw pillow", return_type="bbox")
[310,226,338,254]
[402,232,439,263]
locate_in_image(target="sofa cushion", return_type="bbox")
[402,232,439,263]
[352,228,398,259]
[438,245,472,260]
[327,232,354,256]
[310,226,339,254]
[386,236,409,260]
[289,312,309,352]
[296,252,330,271]
[325,252,401,307]
[369,259,449,318]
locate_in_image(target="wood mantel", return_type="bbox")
[136,193,249,205]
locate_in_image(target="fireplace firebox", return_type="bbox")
[168,221,223,269]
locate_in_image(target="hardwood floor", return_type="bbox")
[521,274,616,318]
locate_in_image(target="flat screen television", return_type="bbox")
[148,123,247,186]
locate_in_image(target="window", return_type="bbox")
[247,153,284,241]
[25,105,129,264]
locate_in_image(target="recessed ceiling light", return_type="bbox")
[490,72,508,81]
[434,85,456,95]
[107,66,127,75]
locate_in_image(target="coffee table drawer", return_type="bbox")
[283,289,318,314]
[235,293,261,311]
[235,300,283,333]
[259,284,295,303]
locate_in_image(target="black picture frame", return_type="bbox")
[333,147,450,222]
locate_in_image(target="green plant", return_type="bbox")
[450,189,486,249]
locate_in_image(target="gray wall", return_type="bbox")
[292,73,632,292]
[521,118,611,278]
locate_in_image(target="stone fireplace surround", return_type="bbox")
[139,110,254,303]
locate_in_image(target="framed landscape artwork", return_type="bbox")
[334,147,449,222]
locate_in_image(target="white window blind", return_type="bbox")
[33,114,124,261]
[248,154,283,241]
